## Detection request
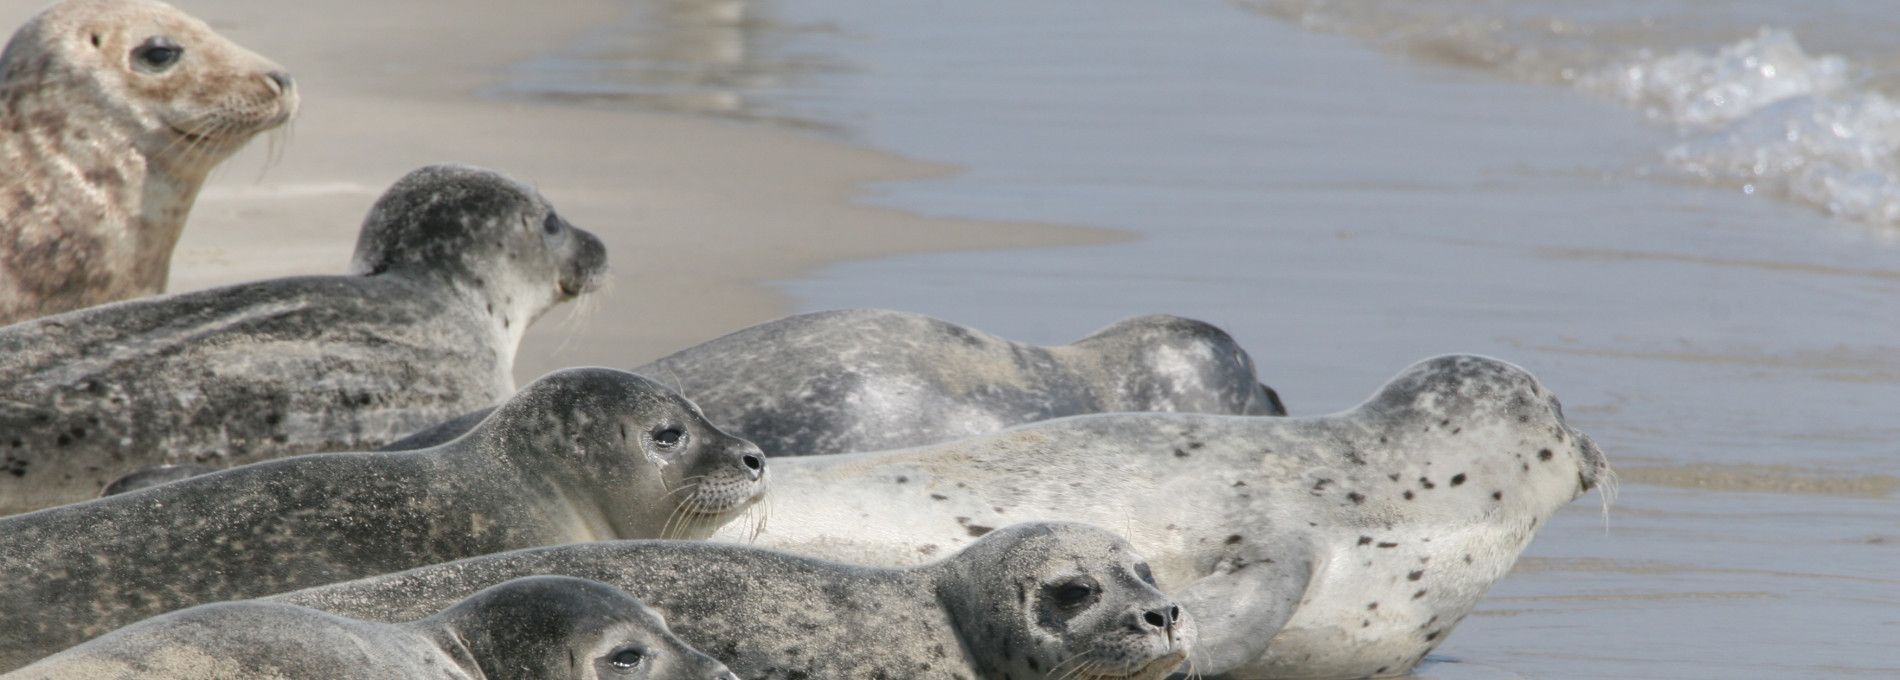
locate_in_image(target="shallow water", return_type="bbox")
[513,0,1900,676]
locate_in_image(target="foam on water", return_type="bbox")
[1254,0,1900,229]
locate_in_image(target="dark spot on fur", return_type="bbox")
[1408,570,1423,581]
[1174,448,1190,458]
[1378,542,1399,548]
[1418,476,1435,490]
[1366,602,1379,610]
[1450,473,1466,486]
[1414,589,1428,599]
[1403,490,1414,500]
[895,475,908,483]
[1492,491,1503,501]
[1347,492,1365,504]
[930,494,948,501]
[1358,536,1373,545]
[1538,448,1554,461]
[1226,535,1243,544]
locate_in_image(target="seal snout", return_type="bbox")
[1573,429,1610,491]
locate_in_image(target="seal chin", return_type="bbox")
[1114,651,1190,680]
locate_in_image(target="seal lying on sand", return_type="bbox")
[0,368,764,671]
[0,164,606,514]
[702,354,1612,678]
[0,0,298,323]
[275,522,1194,680]
[389,309,1286,454]
[4,576,738,680]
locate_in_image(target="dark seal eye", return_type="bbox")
[131,37,183,71]
[542,212,562,235]
[651,427,685,447]
[1049,578,1099,609]
[608,646,647,669]
[1134,562,1156,586]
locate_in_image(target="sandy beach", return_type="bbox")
[0,0,1109,385]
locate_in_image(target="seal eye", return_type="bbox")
[1048,578,1099,609]
[608,646,647,669]
[131,37,183,72]
[543,212,562,236]
[651,427,685,448]
[1133,562,1156,586]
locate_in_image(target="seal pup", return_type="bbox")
[0,367,765,671]
[5,576,739,680]
[0,163,607,514]
[389,309,1287,454]
[275,522,1193,680]
[703,354,1613,678]
[0,0,298,323]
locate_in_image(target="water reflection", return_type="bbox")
[492,0,849,131]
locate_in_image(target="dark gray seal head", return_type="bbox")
[0,163,608,514]
[0,368,764,671]
[703,353,1610,678]
[6,575,736,680]
[271,521,1191,680]
[385,309,1284,455]
[0,0,298,323]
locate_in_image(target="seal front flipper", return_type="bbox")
[1168,545,1314,675]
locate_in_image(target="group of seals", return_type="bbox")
[704,354,1611,678]
[0,164,607,514]
[274,522,1194,680]
[6,576,738,680]
[0,368,765,670]
[0,0,297,324]
[388,308,1287,454]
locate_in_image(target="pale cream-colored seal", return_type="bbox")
[0,0,297,324]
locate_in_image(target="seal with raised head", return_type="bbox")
[0,367,765,671]
[701,354,1613,678]
[0,163,607,514]
[389,309,1287,454]
[274,521,1193,680]
[0,0,298,323]
[5,575,739,680]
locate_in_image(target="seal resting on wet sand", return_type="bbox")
[387,309,1287,454]
[3,576,739,680]
[702,354,1613,678]
[275,522,1195,680]
[0,368,765,671]
[0,0,298,323]
[0,163,606,515]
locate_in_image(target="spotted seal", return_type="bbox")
[0,367,764,670]
[0,163,607,514]
[274,522,1194,680]
[4,576,738,679]
[388,309,1286,454]
[702,354,1612,678]
[0,0,298,323]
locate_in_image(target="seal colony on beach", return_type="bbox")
[387,309,1287,454]
[276,522,1195,680]
[3,576,739,680]
[0,0,297,324]
[0,164,606,515]
[705,354,1613,678]
[0,368,765,671]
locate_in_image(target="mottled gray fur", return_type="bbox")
[5,576,737,680]
[273,522,1193,680]
[388,309,1286,455]
[705,355,1612,678]
[0,164,606,514]
[0,368,765,671]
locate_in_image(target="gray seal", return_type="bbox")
[5,575,738,680]
[0,367,765,671]
[274,522,1194,680]
[0,0,298,324]
[0,163,607,514]
[388,309,1286,454]
[702,354,1613,678]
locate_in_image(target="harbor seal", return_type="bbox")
[5,575,739,679]
[388,309,1287,454]
[0,163,607,514]
[0,0,298,323]
[0,367,765,671]
[275,522,1194,680]
[704,354,1613,678]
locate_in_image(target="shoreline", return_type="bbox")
[0,0,1121,383]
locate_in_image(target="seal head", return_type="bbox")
[422,576,739,680]
[0,0,298,321]
[939,522,1196,680]
[1077,314,1287,416]
[469,367,767,540]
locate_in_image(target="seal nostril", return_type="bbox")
[1143,610,1167,628]
[742,453,763,472]
[266,70,292,92]
[1168,605,1181,624]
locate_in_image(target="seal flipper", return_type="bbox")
[1171,551,1314,675]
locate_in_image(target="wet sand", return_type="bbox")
[0,0,1109,386]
